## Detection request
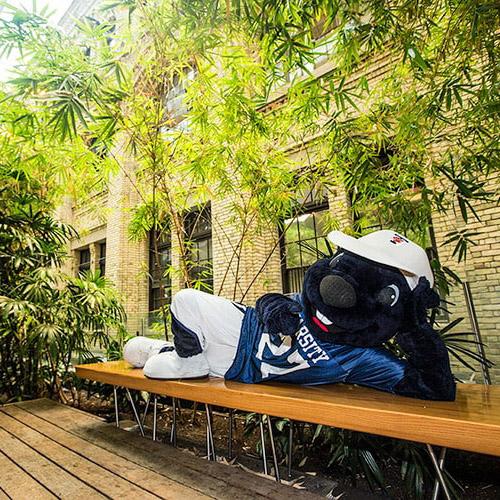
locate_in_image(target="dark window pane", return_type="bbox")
[285,242,301,268]
[300,239,318,266]
[185,205,213,293]
[98,242,106,276]
[298,213,315,240]
[185,205,212,239]
[78,248,91,276]
[281,204,329,294]
[196,239,209,262]
[284,217,300,243]
[149,229,172,311]
[316,236,328,257]
[79,248,90,265]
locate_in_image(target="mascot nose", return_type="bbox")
[320,275,357,308]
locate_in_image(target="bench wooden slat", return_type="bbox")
[76,360,500,456]
[15,398,317,499]
[1,405,210,500]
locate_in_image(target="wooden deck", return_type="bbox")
[0,399,317,500]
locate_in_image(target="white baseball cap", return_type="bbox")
[327,230,434,289]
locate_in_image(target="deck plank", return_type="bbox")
[13,399,316,499]
[0,488,12,500]
[0,411,166,500]
[0,427,106,499]
[0,449,56,500]
[2,405,210,500]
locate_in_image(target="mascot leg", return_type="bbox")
[144,289,245,379]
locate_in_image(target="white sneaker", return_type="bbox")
[143,350,209,379]
[123,336,172,368]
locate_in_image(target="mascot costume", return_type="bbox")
[124,230,456,401]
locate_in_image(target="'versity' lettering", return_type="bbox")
[311,351,330,363]
[296,324,330,364]
[298,332,314,347]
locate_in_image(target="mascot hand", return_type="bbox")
[256,293,303,336]
[405,277,440,327]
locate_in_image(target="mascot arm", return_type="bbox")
[255,293,302,336]
[393,278,456,401]
[393,323,456,400]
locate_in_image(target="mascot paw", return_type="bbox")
[406,277,441,326]
[123,336,172,368]
[256,293,302,336]
[144,349,209,379]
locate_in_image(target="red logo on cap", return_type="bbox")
[390,233,409,245]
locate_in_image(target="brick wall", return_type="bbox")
[431,175,500,383]
[105,146,149,335]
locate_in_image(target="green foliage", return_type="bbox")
[0,93,126,401]
[1,0,496,300]
[0,187,125,401]
[0,0,499,288]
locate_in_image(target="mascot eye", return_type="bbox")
[329,253,344,268]
[377,284,400,307]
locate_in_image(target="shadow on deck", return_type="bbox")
[0,399,318,499]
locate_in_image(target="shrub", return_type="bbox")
[0,182,125,402]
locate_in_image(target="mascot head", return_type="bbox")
[302,230,437,347]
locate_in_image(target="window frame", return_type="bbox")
[279,193,329,295]
[98,241,106,276]
[77,247,91,276]
[149,228,172,312]
[184,204,213,293]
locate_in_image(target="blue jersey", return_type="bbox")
[225,306,406,393]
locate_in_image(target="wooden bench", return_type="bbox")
[76,360,500,499]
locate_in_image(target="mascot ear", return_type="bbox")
[407,277,440,325]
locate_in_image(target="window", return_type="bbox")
[98,242,106,276]
[149,229,172,312]
[78,248,91,276]
[184,205,213,292]
[281,188,329,294]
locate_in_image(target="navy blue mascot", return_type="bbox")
[124,230,456,401]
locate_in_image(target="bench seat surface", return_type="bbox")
[76,360,500,457]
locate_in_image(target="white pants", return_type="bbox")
[170,289,245,377]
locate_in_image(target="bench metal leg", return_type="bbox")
[259,415,269,475]
[113,386,119,428]
[266,415,281,483]
[170,398,177,446]
[288,420,293,479]
[427,444,451,500]
[228,409,234,460]
[431,446,448,500]
[205,403,216,461]
[126,388,145,437]
[152,395,158,441]
[142,393,151,427]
